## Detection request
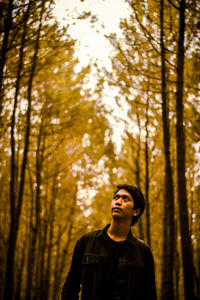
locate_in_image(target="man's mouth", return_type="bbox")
[112,207,122,212]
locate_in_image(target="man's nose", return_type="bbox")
[115,197,123,205]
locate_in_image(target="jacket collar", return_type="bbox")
[97,224,138,246]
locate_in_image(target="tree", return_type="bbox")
[175,0,195,298]
[160,0,175,298]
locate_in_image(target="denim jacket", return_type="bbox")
[61,224,157,300]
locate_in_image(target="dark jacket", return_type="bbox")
[61,224,157,300]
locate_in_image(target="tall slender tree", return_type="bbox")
[145,78,151,246]
[160,0,175,298]
[175,0,195,298]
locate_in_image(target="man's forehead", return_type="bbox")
[116,189,128,194]
[115,189,133,198]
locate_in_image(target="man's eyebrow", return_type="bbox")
[113,193,130,199]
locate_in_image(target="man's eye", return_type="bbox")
[122,196,129,201]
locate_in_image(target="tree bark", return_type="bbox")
[175,0,195,298]
[43,175,57,300]
[39,217,48,299]
[135,105,144,239]
[25,120,44,300]
[15,239,26,300]
[160,0,175,299]
[145,79,151,246]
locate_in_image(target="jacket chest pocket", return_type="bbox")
[82,253,107,278]
[81,254,108,299]
[83,254,103,264]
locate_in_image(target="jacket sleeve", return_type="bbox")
[61,238,84,300]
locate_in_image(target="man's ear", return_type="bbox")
[133,208,140,216]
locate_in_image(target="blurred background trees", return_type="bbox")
[0,0,199,299]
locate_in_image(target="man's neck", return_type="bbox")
[107,221,131,242]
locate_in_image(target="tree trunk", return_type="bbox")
[135,105,144,239]
[174,218,180,300]
[145,79,151,246]
[39,217,48,300]
[197,186,200,296]
[25,120,44,300]
[43,175,57,300]
[160,0,175,299]
[53,232,61,300]
[175,0,195,298]
[26,226,38,300]
[15,240,26,300]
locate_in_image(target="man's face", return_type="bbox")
[111,189,138,223]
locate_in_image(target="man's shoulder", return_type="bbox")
[76,228,105,252]
[79,228,103,242]
[131,235,151,250]
[82,229,101,238]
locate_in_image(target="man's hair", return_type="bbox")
[113,184,146,226]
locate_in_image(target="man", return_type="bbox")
[61,184,157,300]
